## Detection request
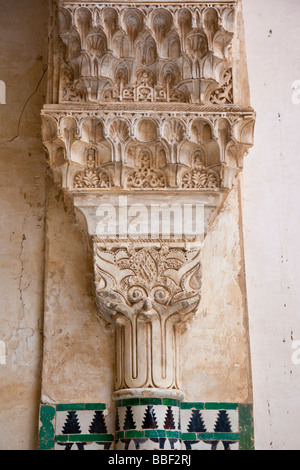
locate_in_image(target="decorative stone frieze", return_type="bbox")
[39,401,254,450]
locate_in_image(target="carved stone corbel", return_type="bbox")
[94,243,201,392]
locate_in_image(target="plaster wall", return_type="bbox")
[242,0,300,450]
[41,177,115,408]
[182,180,252,404]
[0,0,48,450]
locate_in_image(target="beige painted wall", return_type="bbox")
[41,177,115,408]
[242,0,300,450]
[0,0,48,450]
[182,180,253,404]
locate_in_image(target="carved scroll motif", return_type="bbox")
[126,149,166,189]
[209,68,233,105]
[95,245,201,390]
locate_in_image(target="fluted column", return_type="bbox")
[94,241,201,449]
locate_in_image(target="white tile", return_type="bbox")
[131,405,147,430]
[55,411,68,435]
[201,410,219,432]
[139,439,161,450]
[230,441,239,451]
[180,409,192,433]
[227,410,239,433]
[104,409,115,434]
[77,410,95,434]
[153,405,168,429]
[117,406,127,431]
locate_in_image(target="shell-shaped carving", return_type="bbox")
[162,119,186,145]
[109,120,130,144]
[86,32,107,56]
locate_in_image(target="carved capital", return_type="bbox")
[94,243,201,391]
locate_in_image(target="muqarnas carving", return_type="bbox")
[58,4,235,104]
[42,112,255,192]
[94,245,201,390]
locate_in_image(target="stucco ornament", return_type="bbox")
[42,0,255,408]
[95,245,201,390]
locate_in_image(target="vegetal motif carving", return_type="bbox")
[62,67,86,102]
[126,149,166,189]
[210,68,233,105]
[95,244,201,389]
[73,148,110,189]
[181,150,220,189]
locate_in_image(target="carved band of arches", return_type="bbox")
[42,112,255,191]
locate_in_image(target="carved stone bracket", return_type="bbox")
[94,242,201,391]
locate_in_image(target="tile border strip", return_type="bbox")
[39,405,56,450]
[181,402,238,410]
[56,434,115,443]
[181,432,239,441]
[56,403,106,411]
[239,404,255,451]
[115,398,181,408]
[116,430,181,440]
[39,402,254,450]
